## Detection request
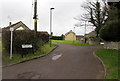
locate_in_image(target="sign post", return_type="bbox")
[10,28,14,59]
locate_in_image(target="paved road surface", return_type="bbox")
[3,44,104,79]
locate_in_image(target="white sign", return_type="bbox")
[22,44,32,48]
[10,28,14,31]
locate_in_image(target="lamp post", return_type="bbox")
[10,28,14,59]
[50,8,55,47]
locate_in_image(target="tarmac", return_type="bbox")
[2,43,104,79]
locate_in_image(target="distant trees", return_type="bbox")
[52,34,65,40]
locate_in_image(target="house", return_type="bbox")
[85,31,97,38]
[65,30,76,41]
[76,35,84,41]
[2,21,31,31]
[85,31,101,45]
[2,21,49,41]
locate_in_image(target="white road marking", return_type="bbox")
[52,54,62,61]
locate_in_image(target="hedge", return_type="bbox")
[100,20,120,42]
[2,30,49,57]
[52,36,64,40]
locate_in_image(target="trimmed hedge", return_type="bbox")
[2,30,49,57]
[52,36,64,40]
[100,20,120,42]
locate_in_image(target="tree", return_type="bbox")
[74,0,108,37]
[99,2,120,41]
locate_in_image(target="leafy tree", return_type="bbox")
[100,2,120,41]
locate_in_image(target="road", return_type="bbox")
[2,43,104,79]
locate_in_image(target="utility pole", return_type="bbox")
[84,21,87,43]
[33,0,37,34]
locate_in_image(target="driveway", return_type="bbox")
[2,43,104,79]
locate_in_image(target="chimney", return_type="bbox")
[9,22,12,26]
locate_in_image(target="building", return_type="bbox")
[85,31,97,38]
[2,21,31,31]
[65,30,76,41]
[76,35,84,41]
[2,21,49,40]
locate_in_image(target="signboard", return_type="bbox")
[22,44,32,48]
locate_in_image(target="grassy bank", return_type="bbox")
[95,49,119,79]
[3,43,56,63]
[52,40,90,46]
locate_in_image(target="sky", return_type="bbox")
[0,0,95,36]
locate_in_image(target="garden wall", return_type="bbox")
[104,42,120,50]
[87,37,100,45]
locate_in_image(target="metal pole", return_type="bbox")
[50,9,52,47]
[10,31,13,59]
[33,0,37,34]
[84,21,87,43]
[50,8,54,47]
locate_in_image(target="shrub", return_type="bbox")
[2,30,46,56]
[52,36,64,40]
[100,20,120,42]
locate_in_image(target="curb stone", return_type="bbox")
[2,45,58,68]
[93,51,107,79]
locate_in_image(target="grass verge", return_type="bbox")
[95,49,120,79]
[0,41,2,52]
[52,40,90,46]
[3,43,56,63]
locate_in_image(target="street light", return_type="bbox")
[50,8,55,47]
[10,27,14,59]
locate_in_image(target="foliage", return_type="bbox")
[52,40,91,46]
[95,49,119,79]
[100,3,120,41]
[52,36,64,40]
[2,30,49,56]
[3,43,56,63]
[100,20,120,41]
[75,0,108,37]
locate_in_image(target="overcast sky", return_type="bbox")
[0,0,95,36]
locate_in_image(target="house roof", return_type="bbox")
[76,35,84,37]
[85,31,96,37]
[2,21,31,31]
[65,30,75,36]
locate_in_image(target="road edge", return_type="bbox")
[93,51,107,79]
[2,45,58,68]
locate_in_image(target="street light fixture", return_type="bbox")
[50,8,55,47]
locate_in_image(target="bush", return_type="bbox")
[2,30,47,56]
[100,20,120,42]
[52,36,64,40]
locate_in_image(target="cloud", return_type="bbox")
[1,0,94,36]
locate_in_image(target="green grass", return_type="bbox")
[3,43,56,63]
[95,49,120,79]
[52,40,90,46]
